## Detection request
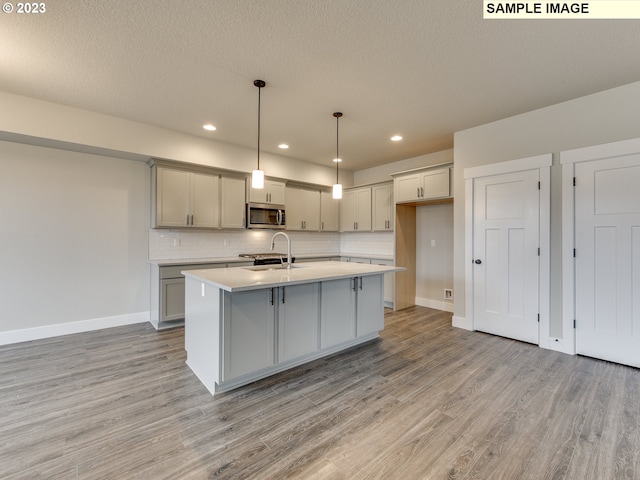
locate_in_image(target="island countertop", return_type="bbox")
[182,260,404,293]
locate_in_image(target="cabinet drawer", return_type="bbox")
[160,263,226,279]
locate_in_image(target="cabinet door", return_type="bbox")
[320,191,340,231]
[372,259,395,306]
[161,278,186,322]
[191,172,220,228]
[321,278,356,348]
[356,275,384,336]
[302,189,321,231]
[278,284,319,362]
[267,180,286,205]
[341,189,359,232]
[394,174,421,203]
[372,184,393,231]
[248,179,286,204]
[223,289,275,381]
[221,176,246,228]
[421,168,450,199]
[356,188,372,231]
[156,168,190,227]
[285,187,304,230]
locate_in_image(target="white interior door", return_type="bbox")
[575,154,640,367]
[473,170,540,344]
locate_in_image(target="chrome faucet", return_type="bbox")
[270,232,292,269]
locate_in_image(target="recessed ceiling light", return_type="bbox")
[278,144,289,149]
[203,124,217,131]
[333,158,342,163]
[391,135,403,142]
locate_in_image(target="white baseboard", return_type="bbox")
[452,315,473,331]
[415,297,454,313]
[0,311,150,346]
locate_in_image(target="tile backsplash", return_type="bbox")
[149,229,394,260]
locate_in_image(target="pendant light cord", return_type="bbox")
[254,80,266,171]
[333,112,342,183]
[257,84,261,170]
[336,114,339,183]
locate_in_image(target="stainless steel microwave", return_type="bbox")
[246,203,286,229]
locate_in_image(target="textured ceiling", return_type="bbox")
[2,0,640,171]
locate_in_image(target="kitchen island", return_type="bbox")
[182,261,404,395]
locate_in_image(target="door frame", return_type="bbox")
[560,136,640,357]
[462,154,551,348]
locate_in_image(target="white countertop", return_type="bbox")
[182,261,404,292]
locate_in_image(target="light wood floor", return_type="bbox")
[1,306,640,479]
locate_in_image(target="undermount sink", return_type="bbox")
[243,264,305,272]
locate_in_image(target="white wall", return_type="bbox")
[0,91,353,188]
[0,140,150,340]
[453,80,640,339]
[354,149,453,185]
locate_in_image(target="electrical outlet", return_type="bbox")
[444,288,453,300]
[173,238,180,247]
[431,239,436,247]
[223,239,229,247]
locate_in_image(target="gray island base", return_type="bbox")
[182,261,405,395]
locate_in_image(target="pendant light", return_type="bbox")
[332,112,343,199]
[252,79,266,189]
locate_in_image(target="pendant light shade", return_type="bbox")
[332,183,342,199]
[332,112,343,199]
[252,79,266,189]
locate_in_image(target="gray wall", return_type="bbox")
[0,140,150,332]
[453,80,640,339]
[416,202,454,308]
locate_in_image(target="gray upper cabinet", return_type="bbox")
[320,191,340,232]
[220,176,246,229]
[341,187,372,232]
[152,166,220,228]
[247,178,286,204]
[394,166,451,203]
[372,183,394,231]
[286,186,321,231]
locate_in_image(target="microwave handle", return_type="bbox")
[277,209,282,225]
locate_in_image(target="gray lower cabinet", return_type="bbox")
[223,289,276,381]
[150,261,252,330]
[277,283,320,363]
[356,274,384,336]
[321,278,356,348]
[222,283,320,381]
[184,273,385,395]
[342,256,395,308]
[320,275,383,348]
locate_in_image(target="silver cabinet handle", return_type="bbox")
[282,286,285,304]
[352,278,357,291]
[359,277,363,290]
[417,187,420,198]
[270,288,274,305]
[421,187,424,197]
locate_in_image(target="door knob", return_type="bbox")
[474,259,482,264]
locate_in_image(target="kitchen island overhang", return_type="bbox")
[182,261,405,395]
